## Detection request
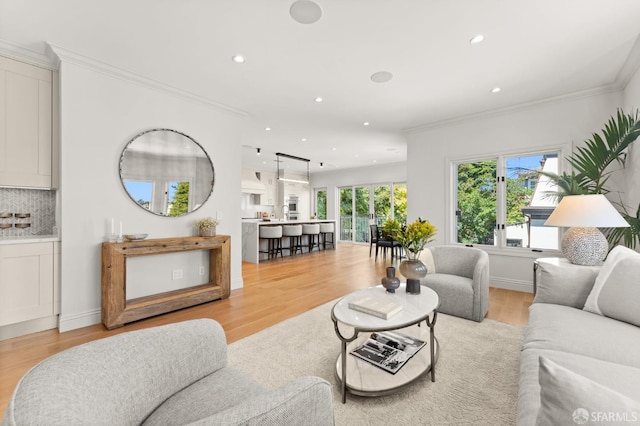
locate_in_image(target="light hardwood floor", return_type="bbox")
[0,243,533,415]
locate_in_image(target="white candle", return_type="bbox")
[111,218,115,235]
[119,221,122,237]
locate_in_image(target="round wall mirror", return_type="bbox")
[119,128,214,216]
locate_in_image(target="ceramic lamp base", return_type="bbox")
[562,227,608,266]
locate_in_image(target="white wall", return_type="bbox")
[623,64,640,210]
[406,91,624,292]
[56,56,244,331]
[310,162,407,221]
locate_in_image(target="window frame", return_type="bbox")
[446,143,570,256]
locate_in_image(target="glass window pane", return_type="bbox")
[316,189,327,219]
[339,187,353,242]
[373,185,391,226]
[354,187,370,242]
[123,180,153,212]
[393,183,407,226]
[168,181,190,217]
[508,154,559,249]
[455,160,497,245]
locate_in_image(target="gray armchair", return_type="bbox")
[419,245,490,322]
[2,319,334,426]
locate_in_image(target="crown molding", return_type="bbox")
[403,84,621,134]
[0,39,58,69]
[48,43,247,117]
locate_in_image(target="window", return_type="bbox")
[453,151,560,250]
[315,188,327,219]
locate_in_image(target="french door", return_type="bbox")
[338,183,406,243]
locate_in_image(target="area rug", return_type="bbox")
[227,300,523,426]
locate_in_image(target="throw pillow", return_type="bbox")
[419,248,436,274]
[536,356,640,426]
[597,256,640,327]
[584,245,640,315]
[533,259,600,308]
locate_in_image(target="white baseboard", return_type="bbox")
[59,278,244,332]
[490,277,534,294]
[58,309,101,332]
[0,316,58,341]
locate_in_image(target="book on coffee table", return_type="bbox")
[348,295,402,319]
[350,330,426,374]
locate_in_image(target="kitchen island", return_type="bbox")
[242,219,337,263]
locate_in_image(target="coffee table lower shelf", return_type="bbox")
[334,324,439,397]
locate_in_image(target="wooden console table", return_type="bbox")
[101,236,230,329]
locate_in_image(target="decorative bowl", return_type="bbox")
[124,233,148,241]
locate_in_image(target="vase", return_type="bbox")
[381,266,401,293]
[199,226,216,237]
[400,259,427,294]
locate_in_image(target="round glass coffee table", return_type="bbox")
[331,284,440,403]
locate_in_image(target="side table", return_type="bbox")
[331,284,440,403]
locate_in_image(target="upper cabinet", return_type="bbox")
[0,56,57,189]
[260,171,277,206]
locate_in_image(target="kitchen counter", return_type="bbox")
[0,234,60,245]
[242,219,336,263]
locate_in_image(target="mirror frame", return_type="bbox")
[119,128,215,217]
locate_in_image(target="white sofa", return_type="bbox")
[518,245,640,425]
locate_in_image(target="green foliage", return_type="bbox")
[392,217,437,260]
[168,182,189,217]
[381,217,402,238]
[316,190,327,219]
[537,109,640,248]
[456,160,497,244]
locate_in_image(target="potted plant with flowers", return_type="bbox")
[194,217,219,237]
[392,217,437,293]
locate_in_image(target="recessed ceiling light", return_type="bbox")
[491,87,501,93]
[470,34,485,44]
[314,96,323,103]
[232,55,245,63]
[373,160,377,163]
[363,122,370,126]
[332,147,337,151]
[370,71,393,83]
[301,138,307,142]
[290,0,322,24]
[265,127,271,131]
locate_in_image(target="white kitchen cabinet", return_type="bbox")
[0,242,59,327]
[0,56,55,188]
[260,171,278,205]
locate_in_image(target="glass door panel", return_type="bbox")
[393,183,407,226]
[373,184,391,226]
[339,187,353,242]
[354,186,370,242]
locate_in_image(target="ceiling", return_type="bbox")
[2,0,640,175]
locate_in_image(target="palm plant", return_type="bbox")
[540,109,640,248]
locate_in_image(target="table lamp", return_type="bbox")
[544,194,629,265]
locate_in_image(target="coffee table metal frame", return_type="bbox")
[331,284,440,403]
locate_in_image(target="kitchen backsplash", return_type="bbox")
[0,188,56,237]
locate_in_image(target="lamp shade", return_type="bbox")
[544,195,629,228]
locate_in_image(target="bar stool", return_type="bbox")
[302,223,320,253]
[282,225,303,255]
[259,226,283,259]
[319,222,335,249]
